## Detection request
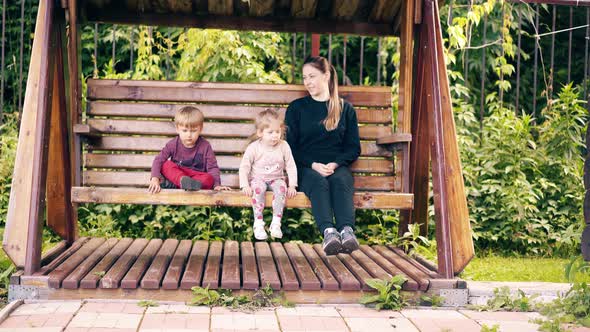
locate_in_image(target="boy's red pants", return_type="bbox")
[161,160,215,189]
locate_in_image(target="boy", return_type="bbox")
[148,106,231,193]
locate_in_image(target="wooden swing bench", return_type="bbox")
[71,79,414,210]
[4,0,475,303]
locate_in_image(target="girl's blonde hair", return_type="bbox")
[251,109,284,141]
[174,106,204,128]
[303,56,341,131]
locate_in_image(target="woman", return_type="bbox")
[285,56,361,255]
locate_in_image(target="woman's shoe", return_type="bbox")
[322,228,342,255]
[340,226,359,253]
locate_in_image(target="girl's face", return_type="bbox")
[302,64,330,98]
[257,121,282,147]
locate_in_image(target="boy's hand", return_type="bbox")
[148,177,161,194]
[242,186,253,197]
[287,186,297,199]
[214,185,232,191]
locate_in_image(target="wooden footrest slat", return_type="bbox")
[270,242,299,290]
[48,238,106,288]
[202,241,222,289]
[284,243,320,290]
[121,239,163,289]
[387,246,440,279]
[80,238,133,288]
[336,253,373,291]
[359,245,419,291]
[300,244,339,291]
[314,244,361,291]
[220,241,240,289]
[240,242,259,290]
[374,246,430,290]
[141,239,178,289]
[101,239,149,289]
[255,242,281,290]
[162,240,193,290]
[36,237,89,276]
[180,241,209,290]
[62,238,118,289]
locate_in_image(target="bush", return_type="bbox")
[0,115,18,226]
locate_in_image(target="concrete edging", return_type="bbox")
[0,300,24,325]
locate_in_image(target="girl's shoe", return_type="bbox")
[269,222,283,238]
[253,223,268,240]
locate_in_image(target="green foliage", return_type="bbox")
[419,294,445,307]
[537,282,590,329]
[189,284,292,310]
[137,300,159,308]
[474,287,537,312]
[0,114,18,225]
[360,276,407,311]
[480,324,500,332]
[176,29,288,83]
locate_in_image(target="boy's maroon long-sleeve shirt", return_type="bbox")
[151,136,222,187]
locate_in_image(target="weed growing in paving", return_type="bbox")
[189,284,293,311]
[480,324,500,332]
[468,286,537,312]
[360,275,407,310]
[137,300,159,308]
[419,294,445,307]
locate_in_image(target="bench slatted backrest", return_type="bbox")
[82,79,398,192]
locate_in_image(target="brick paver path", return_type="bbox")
[1,300,590,332]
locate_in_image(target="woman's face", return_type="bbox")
[302,64,330,98]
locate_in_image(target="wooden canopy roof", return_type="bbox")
[79,0,413,36]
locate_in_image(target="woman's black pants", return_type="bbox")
[297,166,355,234]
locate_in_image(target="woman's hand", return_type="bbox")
[214,186,232,191]
[326,162,339,171]
[242,186,253,197]
[287,186,297,199]
[148,177,161,194]
[312,162,334,177]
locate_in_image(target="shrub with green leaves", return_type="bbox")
[360,275,407,310]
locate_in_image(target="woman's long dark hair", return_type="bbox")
[303,56,341,131]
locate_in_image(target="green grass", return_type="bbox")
[459,255,590,283]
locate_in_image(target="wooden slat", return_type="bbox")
[40,241,67,267]
[350,250,391,280]
[100,238,149,289]
[240,242,259,290]
[80,238,133,289]
[48,238,106,288]
[374,245,430,290]
[331,0,361,19]
[255,242,281,290]
[201,241,222,289]
[71,187,414,210]
[359,245,418,291]
[82,171,396,191]
[88,102,393,124]
[220,240,240,289]
[299,244,338,290]
[208,0,233,15]
[284,243,320,290]
[387,246,440,278]
[87,79,392,107]
[313,245,360,290]
[180,241,209,290]
[36,237,89,275]
[88,137,393,158]
[249,0,275,16]
[121,239,163,289]
[84,154,394,174]
[162,240,193,290]
[83,119,390,140]
[140,239,178,289]
[370,0,402,22]
[62,238,119,289]
[337,253,374,291]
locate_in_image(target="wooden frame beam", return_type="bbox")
[509,0,590,6]
[82,11,398,36]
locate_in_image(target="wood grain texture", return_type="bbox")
[140,239,178,289]
[162,240,192,290]
[255,242,281,290]
[100,238,149,289]
[180,241,209,290]
[240,242,259,290]
[201,241,222,289]
[121,239,163,289]
[220,240,241,289]
[62,238,119,289]
[284,243,320,290]
[80,238,133,288]
[71,187,414,210]
[300,244,339,290]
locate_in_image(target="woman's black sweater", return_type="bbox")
[285,96,361,168]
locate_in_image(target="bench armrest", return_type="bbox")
[376,133,412,146]
[73,124,100,137]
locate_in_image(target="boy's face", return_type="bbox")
[257,122,282,147]
[176,124,202,148]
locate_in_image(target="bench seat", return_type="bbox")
[71,187,414,209]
